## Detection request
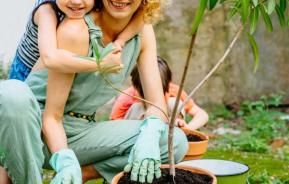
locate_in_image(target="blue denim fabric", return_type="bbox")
[8,55,31,81]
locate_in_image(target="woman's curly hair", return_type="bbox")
[140,0,161,23]
[94,0,170,24]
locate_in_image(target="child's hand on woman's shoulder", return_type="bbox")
[113,39,125,50]
[100,46,123,73]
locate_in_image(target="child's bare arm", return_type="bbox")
[42,70,74,152]
[42,18,89,152]
[186,104,209,130]
[115,9,145,48]
[34,4,122,73]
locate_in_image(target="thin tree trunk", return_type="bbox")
[168,32,197,176]
[177,25,244,114]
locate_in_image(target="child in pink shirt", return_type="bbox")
[110,56,209,130]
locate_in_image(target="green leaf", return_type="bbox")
[100,43,115,60]
[263,4,268,12]
[241,0,250,23]
[279,0,287,12]
[229,1,242,18]
[275,4,286,27]
[191,0,208,34]
[247,33,260,73]
[249,7,259,34]
[267,0,276,14]
[252,0,258,7]
[209,0,218,10]
[229,7,239,18]
[91,40,101,62]
[260,4,273,32]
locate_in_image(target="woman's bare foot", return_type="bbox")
[81,165,101,183]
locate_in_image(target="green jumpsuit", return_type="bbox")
[0,14,188,184]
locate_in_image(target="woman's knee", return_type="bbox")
[0,80,39,121]
[173,128,188,163]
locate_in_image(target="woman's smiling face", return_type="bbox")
[102,0,142,20]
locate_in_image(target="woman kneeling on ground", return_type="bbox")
[0,0,188,183]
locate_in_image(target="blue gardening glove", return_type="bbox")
[49,149,82,184]
[124,116,166,183]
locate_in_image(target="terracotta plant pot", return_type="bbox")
[181,128,209,160]
[111,164,217,184]
[179,159,249,184]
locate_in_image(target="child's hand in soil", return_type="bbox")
[176,118,190,129]
[124,116,166,183]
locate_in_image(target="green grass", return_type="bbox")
[204,149,289,180]
[43,172,104,184]
[203,98,289,182]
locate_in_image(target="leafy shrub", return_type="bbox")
[238,93,285,116]
[209,105,234,121]
[233,135,269,153]
[245,111,287,141]
[0,57,9,80]
[210,94,289,153]
[0,60,4,80]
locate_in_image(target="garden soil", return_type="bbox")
[118,168,213,184]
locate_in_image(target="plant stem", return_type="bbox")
[101,74,169,121]
[91,41,169,122]
[168,32,197,176]
[177,25,244,114]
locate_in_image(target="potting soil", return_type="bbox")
[118,168,213,184]
[186,134,203,142]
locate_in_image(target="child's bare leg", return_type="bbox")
[0,166,11,184]
[82,165,101,183]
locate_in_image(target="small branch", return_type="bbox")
[168,32,197,176]
[177,25,244,114]
[91,41,170,122]
[101,74,170,121]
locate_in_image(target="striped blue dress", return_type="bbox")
[8,0,63,81]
